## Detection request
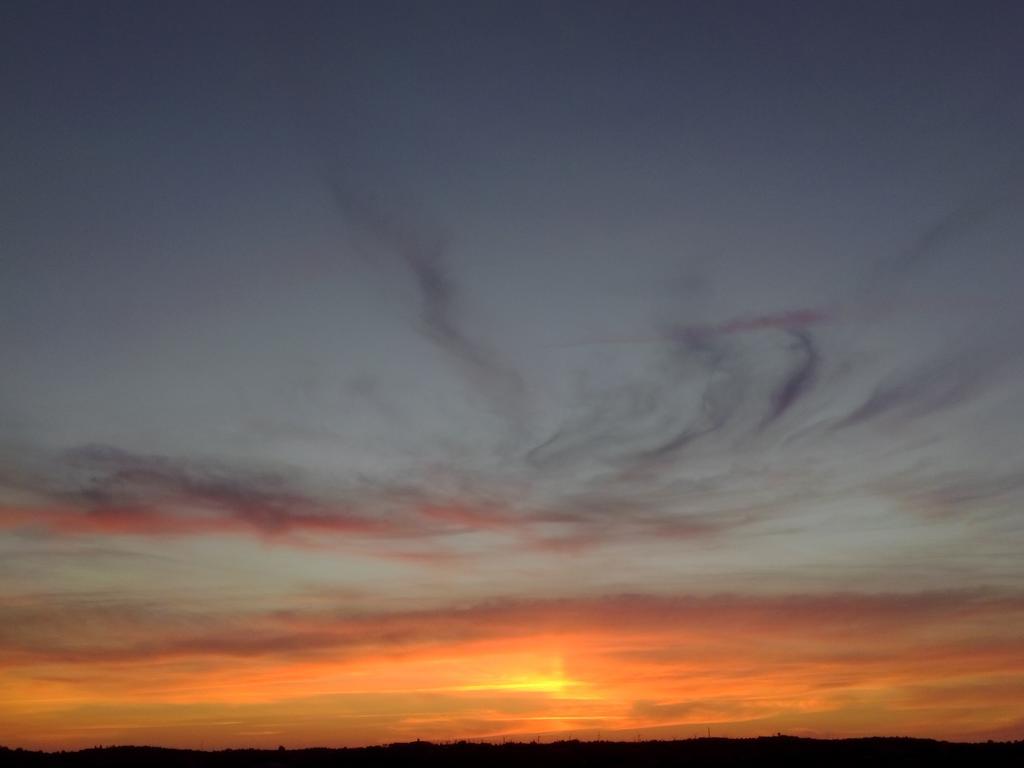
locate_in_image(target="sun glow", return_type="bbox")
[438,650,583,696]
[449,670,578,695]
[451,677,572,693]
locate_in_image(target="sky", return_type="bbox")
[2,0,1024,750]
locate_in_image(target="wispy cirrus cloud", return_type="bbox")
[873,174,1024,289]
[0,443,389,540]
[0,441,757,556]
[527,309,825,479]
[831,350,1002,432]
[759,330,820,430]
[327,181,527,429]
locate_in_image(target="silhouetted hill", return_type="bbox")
[3,737,1023,768]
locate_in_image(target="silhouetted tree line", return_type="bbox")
[2,736,1023,768]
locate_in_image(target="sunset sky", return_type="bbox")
[3,0,1024,750]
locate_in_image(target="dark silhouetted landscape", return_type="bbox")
[4,738,1024,768]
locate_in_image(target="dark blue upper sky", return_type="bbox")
[2,0,1024,607]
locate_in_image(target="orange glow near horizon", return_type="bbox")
[3,592,1024,749]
